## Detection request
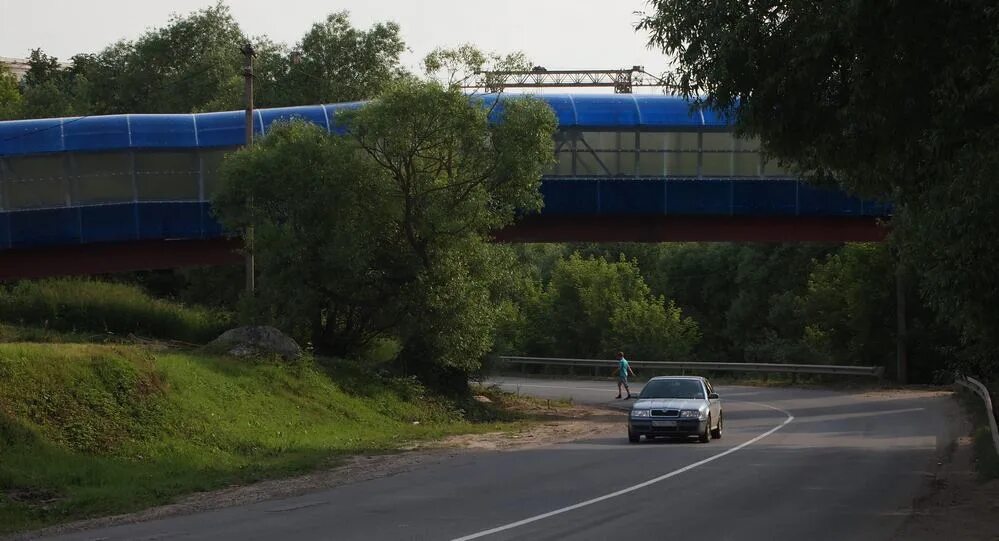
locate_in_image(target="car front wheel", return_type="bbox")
[711,414,723,439]
[628,429,641,444]
[699,417,711,443]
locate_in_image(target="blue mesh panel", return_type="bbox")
[667,179,733,215]
[0,118,65,155]
[64,115,131,152]
[634,98,702,129]
[570,95,641,128]
[0,95,760,155]
[538,95,577,126]
[196,110,246,147]
[599,180,667,214]
[798,184,863,216]
[732,180,799,216]
[8,207,81,248]
[0,212,9,249]
[80,204,138,243]
[540,179,600,215]
[129,114,199,148]
[137,202,205,240]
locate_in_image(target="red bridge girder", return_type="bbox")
[0,216,887,281]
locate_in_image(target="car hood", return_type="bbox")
[632,398,707,411]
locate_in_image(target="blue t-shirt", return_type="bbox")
[618,358,630,380]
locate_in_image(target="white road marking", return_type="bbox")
[450,396,794,541]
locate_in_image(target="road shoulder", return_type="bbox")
[892,394,999,541]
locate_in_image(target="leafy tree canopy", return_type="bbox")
[638,1,999,376]
[214,81,556,391]
[10,4,407,117]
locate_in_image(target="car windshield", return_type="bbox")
[639,379,705,399]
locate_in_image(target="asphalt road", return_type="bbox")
[39,378,955,541]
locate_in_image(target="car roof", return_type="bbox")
[648,376,706,382]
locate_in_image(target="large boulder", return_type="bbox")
[208,326,302,361]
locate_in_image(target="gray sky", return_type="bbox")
[0,0,670,86]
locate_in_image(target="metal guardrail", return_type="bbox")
[497,356,885,378]
[954,373,999,456]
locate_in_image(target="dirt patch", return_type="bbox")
[892,396,999,541]
[407,407,621,452]
[9,403,623,540]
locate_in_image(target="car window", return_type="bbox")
[639,379,706,399]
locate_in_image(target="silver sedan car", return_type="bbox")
[627,376,722,443]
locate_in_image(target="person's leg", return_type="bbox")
[616,380,622,398]
[623,379,631,398]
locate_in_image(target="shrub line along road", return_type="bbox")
[36,378,954,541]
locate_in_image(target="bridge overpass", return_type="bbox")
[0,94,889,279]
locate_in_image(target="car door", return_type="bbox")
[705,379,721,424]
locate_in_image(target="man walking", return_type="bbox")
[613,351,636,399]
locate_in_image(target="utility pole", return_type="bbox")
[241,43,256,293]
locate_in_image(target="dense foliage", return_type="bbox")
[638,0,999,380]
[497,243,957,383]
[519,254,700,361]
[213,81,557,391]
[0,3,405,118]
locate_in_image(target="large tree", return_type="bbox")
[638,1,999,378]
[215,81,556,392]
[271,11,405,106]
[17,50,91,118]
[86,2,246,114]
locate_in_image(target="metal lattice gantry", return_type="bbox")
[467,66,667,94]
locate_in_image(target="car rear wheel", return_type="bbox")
[699,417,711,443]
[711,414,723,439]
[628,429,641,444]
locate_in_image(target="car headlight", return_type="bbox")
[631,409,651,418]
[681,410,706,420]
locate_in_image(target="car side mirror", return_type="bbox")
[708,393,720,400]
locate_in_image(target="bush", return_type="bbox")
[0,279,229,343]
[523,254,700,359]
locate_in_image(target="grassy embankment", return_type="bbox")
[0,280,522,534]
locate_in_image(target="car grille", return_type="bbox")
[651,409,680,417]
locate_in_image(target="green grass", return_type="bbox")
[0,343,519,534]
[956,388,999,481]
[0,323,92,344]
[0,279,229,344]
